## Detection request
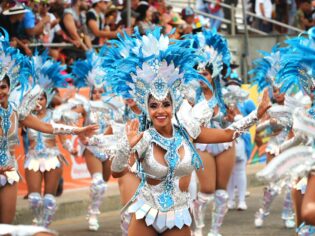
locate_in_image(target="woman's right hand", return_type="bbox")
[126,119,143,148]
[0,166,14,175]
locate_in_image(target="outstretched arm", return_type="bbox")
[195,89,271,144]
[195,127,235,143]
[20,114,98,136]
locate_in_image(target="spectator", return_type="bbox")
[38,0,62,44]
[120,0,139,27]
[136,2,155,34]
[181,7,202,34]
[105,4,121,31]
[275,0,289,33]
[0,3,33,55]
[288,0,297,34]
[86,0,126,45]
[0,0,11,13]
[151,0,166,15]
[208,0,224,30]
[255,0,273,33]
[17,0,51,42]
[60,0,92,51]
[293,0,314,30]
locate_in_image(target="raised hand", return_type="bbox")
[74,125,99,137]
[126,119,143,148]
[257,89,272,119]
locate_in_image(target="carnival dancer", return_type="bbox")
[23,52,77,228]
[256,107,315,235]
[0,30,98,224]
[271,28,315,235]
[224,75,256,211]
[70,51,124,231]
[249,45,298,229]
[89,27,271,236]
[183,29,238,236]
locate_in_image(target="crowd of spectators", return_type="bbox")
[0,0,206,61]
[247,0,315,33]
[196,0,315,34]
[1,0,315,62]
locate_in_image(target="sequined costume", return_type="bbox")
[81,96,123,161]
[194,90,232,156]
[95,28,261,235]
[250,47,298,229]
[251,30,315,233]
[184,28,234,236]
[0,103,30,186]
[0,30,94,229]
[126,125,198,233]
[71,51,125,231]
[0,32,41,187]
[24,110,66,172]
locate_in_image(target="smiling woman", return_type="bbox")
[90,27,271,236]
[148,95,173,131]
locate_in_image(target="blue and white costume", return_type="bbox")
[70,51,124,231]
[91,27,260,234]
[257,28,315,235]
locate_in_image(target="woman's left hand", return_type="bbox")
[74,125,99,137]
[257,89,272,119]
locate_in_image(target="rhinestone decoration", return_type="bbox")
[0,104,13,166]
[148,127,183,211]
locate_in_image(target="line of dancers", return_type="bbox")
[0,24,314,236]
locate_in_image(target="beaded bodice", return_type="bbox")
[135,126,196,211]
[0,103,19,167]
[27,110,55,152]
[84,106,110,134]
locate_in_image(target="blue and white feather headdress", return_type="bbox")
[249,45,285,92]
[28,51,69,106]
[0,28,29,93]
[104,27,204,115]
[277,28,315,96]
[71,51,107,90]
[188,29,231,78]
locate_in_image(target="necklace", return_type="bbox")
[0,103,13,166]
[34,111,51,152]
[149,126,183,211]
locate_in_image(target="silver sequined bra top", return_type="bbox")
[27,110,55,149]
[136,132,194,180]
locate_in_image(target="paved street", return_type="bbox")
[51,186,295,236]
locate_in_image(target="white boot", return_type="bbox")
[87,173,107,231]
[208,190,228,236]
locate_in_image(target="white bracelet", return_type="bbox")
[52,122,76,135]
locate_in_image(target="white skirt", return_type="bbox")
[125,180,192,233]
[195,142,233,156]
[0,169,20,187]
[24,149,63,172]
